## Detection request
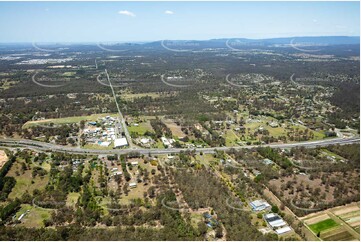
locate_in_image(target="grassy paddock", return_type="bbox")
[309,218,339,234]
[22,113,118,129]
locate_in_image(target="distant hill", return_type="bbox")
[213,36,360,45]
[143,36,360,49]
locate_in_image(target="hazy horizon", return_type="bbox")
[0,35,359,45]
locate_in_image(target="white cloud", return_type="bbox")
[164,10,174,15]
[118,10,136,17]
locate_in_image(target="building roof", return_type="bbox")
[250,200,271,210]
[114,137,128,147]
[264,213,287,228]
[99,141,111,147]
[276,226,292,235]
[269,220,286,228]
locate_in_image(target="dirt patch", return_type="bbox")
[0,150,8,170]
[304,213,330,225]
[333,204,360,216]
[163,119,186,138]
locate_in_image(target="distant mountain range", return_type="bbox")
[212,36,360,45]
[140,36,360,50]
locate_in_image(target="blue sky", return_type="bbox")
[0,1,359,42]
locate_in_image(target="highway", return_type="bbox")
[0,137,358,156]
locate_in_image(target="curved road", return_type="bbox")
[0,137,358,156]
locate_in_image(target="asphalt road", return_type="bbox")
[0,137,358,156]
[104,69,133,147]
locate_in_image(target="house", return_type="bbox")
[114,138,128,148]
[264,213,287,229]
[131,161,139,166]
[161,137,175,147]
[250,200,271,211]
[129,182,137,188]
[140,138,150,144]
[262,159,274,165]
[269,121,279,128]
[253,169,261,176]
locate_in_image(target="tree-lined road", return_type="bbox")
[0,137,358,156]
[104,69,133,147]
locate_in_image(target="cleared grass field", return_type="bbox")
[23,113,117,129]
[162,119,186,138]
[121,92,161,101]
[302,203,360,241]
[83,143,114,150]
[7,162,49,200]
[16,204,51,228]
[63,71,76,76]
[321,226,354,241]
[243,119,324,142]
[66,192,80,207]
[224,130,240,146]
[309,218,339,234]
[128,121,153,135]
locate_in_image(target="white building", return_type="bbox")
[131,161,139,166]
[140,138,150,144]
[275,226,292,235]
[129,182,137,188]
[114,138,128,148]
[264,213,287,229]
[250,200,271,211]
[99,141,111,147]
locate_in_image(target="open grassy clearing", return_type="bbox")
[83,143,114,150]
[243,119,324,141]
[128,121,153,135]
[224,130,240,146]
[320,226,354,241]
[162,119,186,138]
[308,218,339,234]
[333,205,360,232]
[23,112,118,128]
[66,192,80,207]
[0,80,19,90]
[301,203,360,240]
[303,213,331,225]
[321,149,345,160]
[121,92,161,101]
[16,204,51,228]
[7,161,49,200]
[62,71,76,77]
